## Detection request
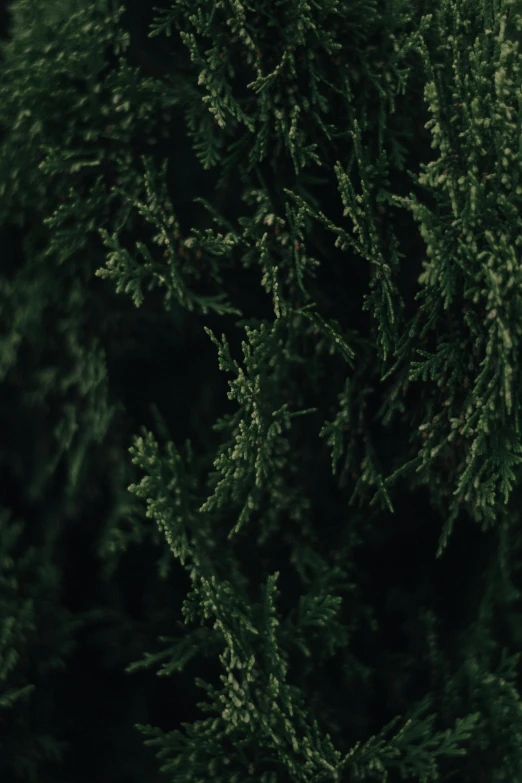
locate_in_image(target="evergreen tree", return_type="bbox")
[2,0,522,780]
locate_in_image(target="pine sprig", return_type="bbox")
[343,696,479,782]
[382,0,522,531]
[97,156,240,315]
[200,322,316,537]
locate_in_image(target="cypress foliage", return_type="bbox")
[2,0,522,780]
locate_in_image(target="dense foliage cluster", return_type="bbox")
[2,0,522,780]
